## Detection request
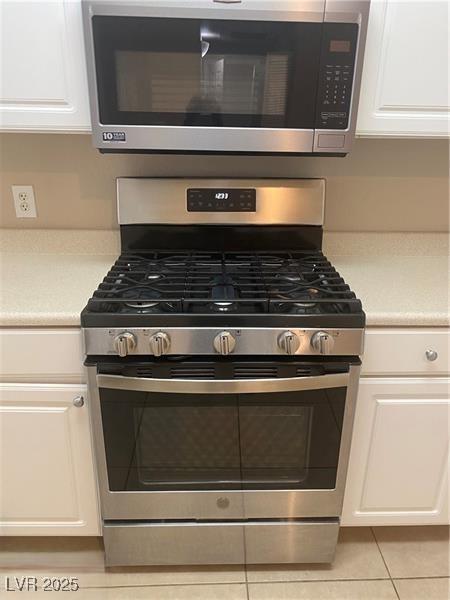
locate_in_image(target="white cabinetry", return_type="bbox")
[357,0,449,137]
[0,329,99,536]
[0,0,90,132]
[342,378,449,526]
[342,329,450,526]
[0,384,99,535]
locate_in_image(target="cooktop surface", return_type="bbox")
[81,250,364,328]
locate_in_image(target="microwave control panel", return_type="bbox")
[316,23,359,130]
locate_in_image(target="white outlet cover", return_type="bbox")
[12,185,37,218]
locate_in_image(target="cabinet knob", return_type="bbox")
[425,349,438,362]
[73,396,85,408]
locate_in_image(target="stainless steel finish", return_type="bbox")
[113,332,137,357]
[213,331,236,355]
[149,331,171,356]
[103,519,339,566]
[104,520,245,566]
[245,520,338,564]
[97,371,349,395]
[311,330,335,355]
[87,363,360,521]
[278,330,301,355]
[313,0,370,155]
[82,1,369,154]
[83,1,326,22]
[117,178,325,226]
[72,395,85,408]
[84,326,364,357]
[426,349,438,362]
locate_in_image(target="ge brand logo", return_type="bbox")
[216,497,230,509]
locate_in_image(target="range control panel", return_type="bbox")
[316,23,359,130]
[187,188,256,212]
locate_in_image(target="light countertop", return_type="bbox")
[0,230,448,328]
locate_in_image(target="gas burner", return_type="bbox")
[122,288,161,312]
[211,301,236,313]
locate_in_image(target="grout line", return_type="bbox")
[392,576,450,581]
[242,577,393,586]
[80,581,247,591]
[391,579,402,600]
[245,581,251,600]
[370,527,401,600]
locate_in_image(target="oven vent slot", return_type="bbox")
[170,367,216,379]
[296,368,313,377]
[234,366,278,379]
[135,367,153,378]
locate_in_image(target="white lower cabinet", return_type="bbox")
[342,378,450,526]
[0,384,100,535]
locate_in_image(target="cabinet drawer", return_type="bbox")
[362,329,450,376]
[0,329,84,381]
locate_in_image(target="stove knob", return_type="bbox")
[213,331,236,355]
[278,331,301,355]
[114,332,137,357]
[149,331,171,357]
[311,331,335,355]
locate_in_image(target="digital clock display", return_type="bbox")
[187,188,256,212]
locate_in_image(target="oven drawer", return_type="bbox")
[103,519,339,566]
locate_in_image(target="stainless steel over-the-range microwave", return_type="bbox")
[82,0,370,155]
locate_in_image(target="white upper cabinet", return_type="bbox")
[0,0,90,132]
[356,0,450,137]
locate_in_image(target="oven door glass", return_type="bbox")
[99,382,346,492]
[92,16,322,128]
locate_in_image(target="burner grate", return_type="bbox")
[86,251,362,316]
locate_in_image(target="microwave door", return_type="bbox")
[87,15,322,153]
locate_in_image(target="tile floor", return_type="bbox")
[0,527,448,599]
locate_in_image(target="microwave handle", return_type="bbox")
[97,372,349,395]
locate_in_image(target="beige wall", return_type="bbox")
[1,133,448,231]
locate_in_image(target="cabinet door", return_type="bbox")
[342,378,449,526]
[0,384,100,535]
[0,1,90,132]
[356,1,449,137]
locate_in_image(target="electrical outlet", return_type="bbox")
[12,185,37,218]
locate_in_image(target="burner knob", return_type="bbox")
[278,331,301,355]
[114,332,137,357]
[213,331,236,355]
[311,331,335,355]
[149,331,171,357]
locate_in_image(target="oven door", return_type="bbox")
[82,1,365,154]
[87,363,360,520]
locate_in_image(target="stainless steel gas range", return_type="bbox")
[82,178,365,566]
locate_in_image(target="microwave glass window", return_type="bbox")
[92,16,322,128]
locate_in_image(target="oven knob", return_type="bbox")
[278,331,301,355]
[311,331,335,355]
[149,332,171,357]
[213,331,236,355]
[114,332,137,357]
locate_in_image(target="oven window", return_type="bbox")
[100,392,241,491]
[92,16,322,128]
[99,385,346,492]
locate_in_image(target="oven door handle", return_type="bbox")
[96,372,349,394]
